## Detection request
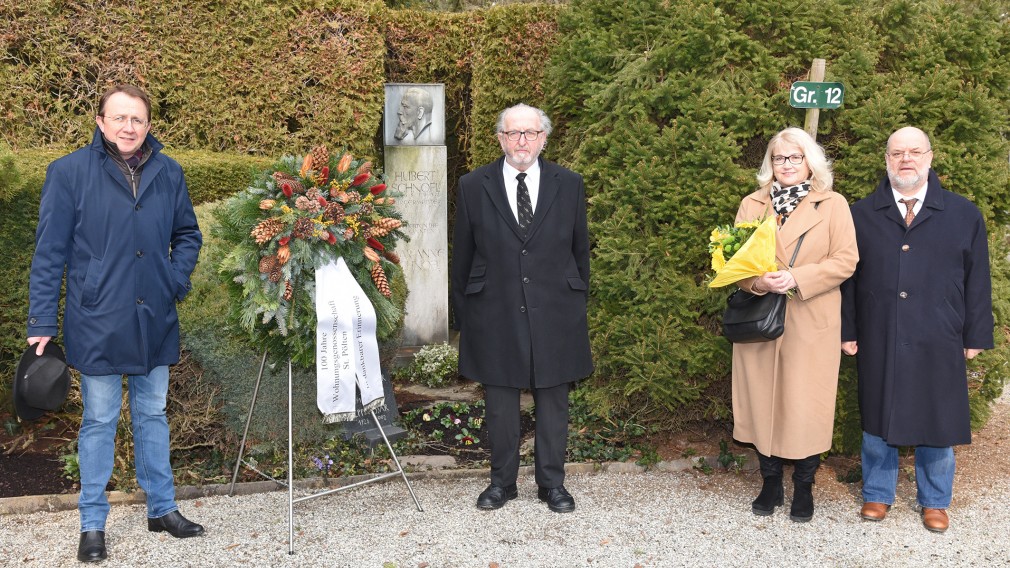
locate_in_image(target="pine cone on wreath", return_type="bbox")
[345,191,361,204]
[259,255,279,274]
[283,280,293,301]
[370,217,402,237]
[273,171,304,194]
[269,264,283,283]
[251,218,284,245]
[358,201,374,216]
[324,202,345,224]
[370,263,391,298]
[291,217,315,239]
[382,250,400,265]
[310,145,329,172]
[306,188,323,201]
[360,223,372,240]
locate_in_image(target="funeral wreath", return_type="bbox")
[215,146,408,367]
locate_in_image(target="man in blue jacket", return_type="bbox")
[28,85,204,563]
[841,126,993,534]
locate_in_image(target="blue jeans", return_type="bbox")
[78,366,177,531]
[861,431,955,509]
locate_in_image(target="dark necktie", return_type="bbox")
[516,172,533,236]
[900,198,917,226]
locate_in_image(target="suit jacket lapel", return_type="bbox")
[527,158,558,239]
[482,156,525,239]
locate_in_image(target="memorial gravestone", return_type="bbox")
[383,84,449,346]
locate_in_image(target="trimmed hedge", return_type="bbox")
[0,0,388,156]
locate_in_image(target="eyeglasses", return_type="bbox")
[887,149,931,161]
[771,154,805,166]
[500,130,543,142]
[101,115,149,128]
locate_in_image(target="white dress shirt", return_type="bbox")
[502,160,541,222]
[892,181,927,218]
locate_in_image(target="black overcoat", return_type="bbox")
[841,170,993,447]
[451,156,593,389]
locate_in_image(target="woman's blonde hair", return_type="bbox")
[756,127,833,193]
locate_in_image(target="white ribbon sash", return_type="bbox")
[315,258,385,423]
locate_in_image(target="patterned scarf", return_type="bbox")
[771,181,811,225]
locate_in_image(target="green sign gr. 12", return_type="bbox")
[789,82,845,109]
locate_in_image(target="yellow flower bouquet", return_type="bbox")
[708,217,778,288]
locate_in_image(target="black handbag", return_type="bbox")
[721,221,811,344]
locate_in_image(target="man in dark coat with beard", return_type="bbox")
[841,126,993,534]
[451,103,593,513]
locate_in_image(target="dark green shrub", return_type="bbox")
[546,0,1010,452]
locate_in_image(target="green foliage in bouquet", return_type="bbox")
[213,146,408,367]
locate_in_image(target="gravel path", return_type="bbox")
[4,391,1008,567]
[2,465,1008,567]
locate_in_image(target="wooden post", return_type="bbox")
[803,59,826,141]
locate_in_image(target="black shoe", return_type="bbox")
[537,485,576,513]
[77,530,107,563]
[476,484,518,510]
[147,510,206,538]
[751,475,784,516]
[790,480,814,522]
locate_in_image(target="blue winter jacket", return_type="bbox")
[27,128,202,375]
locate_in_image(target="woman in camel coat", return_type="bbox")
[731,127,858,522]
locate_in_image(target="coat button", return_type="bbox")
[519,306,526,313]
[136,250,144,257]
[135,204,142,211]
[901,244,910,251]
[899,291,908,299]
[29,317,37,325]
[522,277,530,283]
[521,249,528,256]
[137,297,145,305]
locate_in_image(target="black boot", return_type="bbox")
[751,453,784,516]
[790,454,820,522]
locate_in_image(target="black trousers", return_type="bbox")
[484,382,570,489]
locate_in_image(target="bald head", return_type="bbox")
[887,127,931,154]
[885,127,934,194]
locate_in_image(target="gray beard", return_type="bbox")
[887,165,923,191]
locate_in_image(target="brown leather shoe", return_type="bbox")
[860,502,891,521]
[921,508,949,533]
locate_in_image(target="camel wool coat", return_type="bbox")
[731,187,858,459]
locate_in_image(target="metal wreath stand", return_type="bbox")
[227,284,423,555]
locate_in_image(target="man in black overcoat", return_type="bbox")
[451,103,593,512]
[841,126,993,533]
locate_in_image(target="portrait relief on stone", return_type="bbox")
[384,84,445,146]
